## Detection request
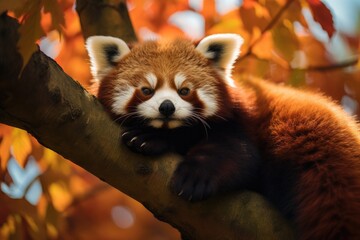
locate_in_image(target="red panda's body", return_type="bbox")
[238,79,360,239]
[86,34,360,239]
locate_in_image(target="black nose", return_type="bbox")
[159,100,175,117]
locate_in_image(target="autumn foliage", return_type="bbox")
[0,0,359,239]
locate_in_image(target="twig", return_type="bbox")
[305,58,359,71]
[237,0,296,62]
[243,53,359,72]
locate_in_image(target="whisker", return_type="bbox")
[191,107,227,121]
[115,112,140,127]
[191,113,211,128]
[187,113,210,139]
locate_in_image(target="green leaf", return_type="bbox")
[272,22,299,62]
[288,69,306,87]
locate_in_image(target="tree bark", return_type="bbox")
[76,0,137,42]
[0,5,294,240]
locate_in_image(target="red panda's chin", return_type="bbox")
[149,119,183,129]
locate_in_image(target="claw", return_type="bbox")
[121,132,129,137]
[140,142,146,148]
[178,189,184,196]
[130,137,138,143]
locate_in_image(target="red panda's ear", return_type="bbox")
[86,36,130,81]
[196,34,243,76]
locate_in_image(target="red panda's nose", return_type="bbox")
[159,100,175,117]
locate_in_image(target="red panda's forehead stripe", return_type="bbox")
[141,72,189,91]
[145,73,157,88]
[174,73,186,89]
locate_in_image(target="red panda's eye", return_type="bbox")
[178,88,190,96]
[141,87,154,96]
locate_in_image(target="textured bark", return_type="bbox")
[0,7,294,240]
[76,0,137,42]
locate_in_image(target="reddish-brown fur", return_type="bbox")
[94,38,360,239]
[232,78,360,239]
[93,39,232,119]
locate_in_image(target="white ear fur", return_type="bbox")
[196,34,243,84]
[86,36,130,81]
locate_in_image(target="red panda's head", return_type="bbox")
[86,34,243,129]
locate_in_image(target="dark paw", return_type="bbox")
[121,128,169,155]
[171,158,219,202]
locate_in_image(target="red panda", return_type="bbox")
[86,34,360,239]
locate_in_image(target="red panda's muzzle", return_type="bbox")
[159,100,176,117]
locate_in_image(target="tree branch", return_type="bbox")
[0,10,294,240]
[305,58,359,71]
[243,52,359,72]
[76,0,137,42]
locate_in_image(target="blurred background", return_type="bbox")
[0,0,359,239]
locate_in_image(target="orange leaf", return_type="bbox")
[239,1,270,34]
[0,125,14,171]
[11,129,32,167]
[242,0,257,9]
[17,0,45,69]
[252,32,274,60]
[49,183,72,211]
[298,35,329,66]
[42,0,65,32]
[202,0,218,30]
[307,0,335,38]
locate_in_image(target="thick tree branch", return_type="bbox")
[76,0,137,42]
[0,11,294,240]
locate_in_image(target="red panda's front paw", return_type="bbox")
[121,128,169,155]
[170,159,219,202]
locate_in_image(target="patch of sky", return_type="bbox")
[342,95,358,115]
[304,0,360,62]
[1,155,42,205]
[39,31,61,59]
[169,0,242,39]
[169,10,205,39]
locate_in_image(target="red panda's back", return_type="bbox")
[242,77,360,239]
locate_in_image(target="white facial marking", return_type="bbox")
[137,86,193,128]
[111,86,135,115]
[197,88,218,117]
[174,73,186,89]
[145,73,157,88]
